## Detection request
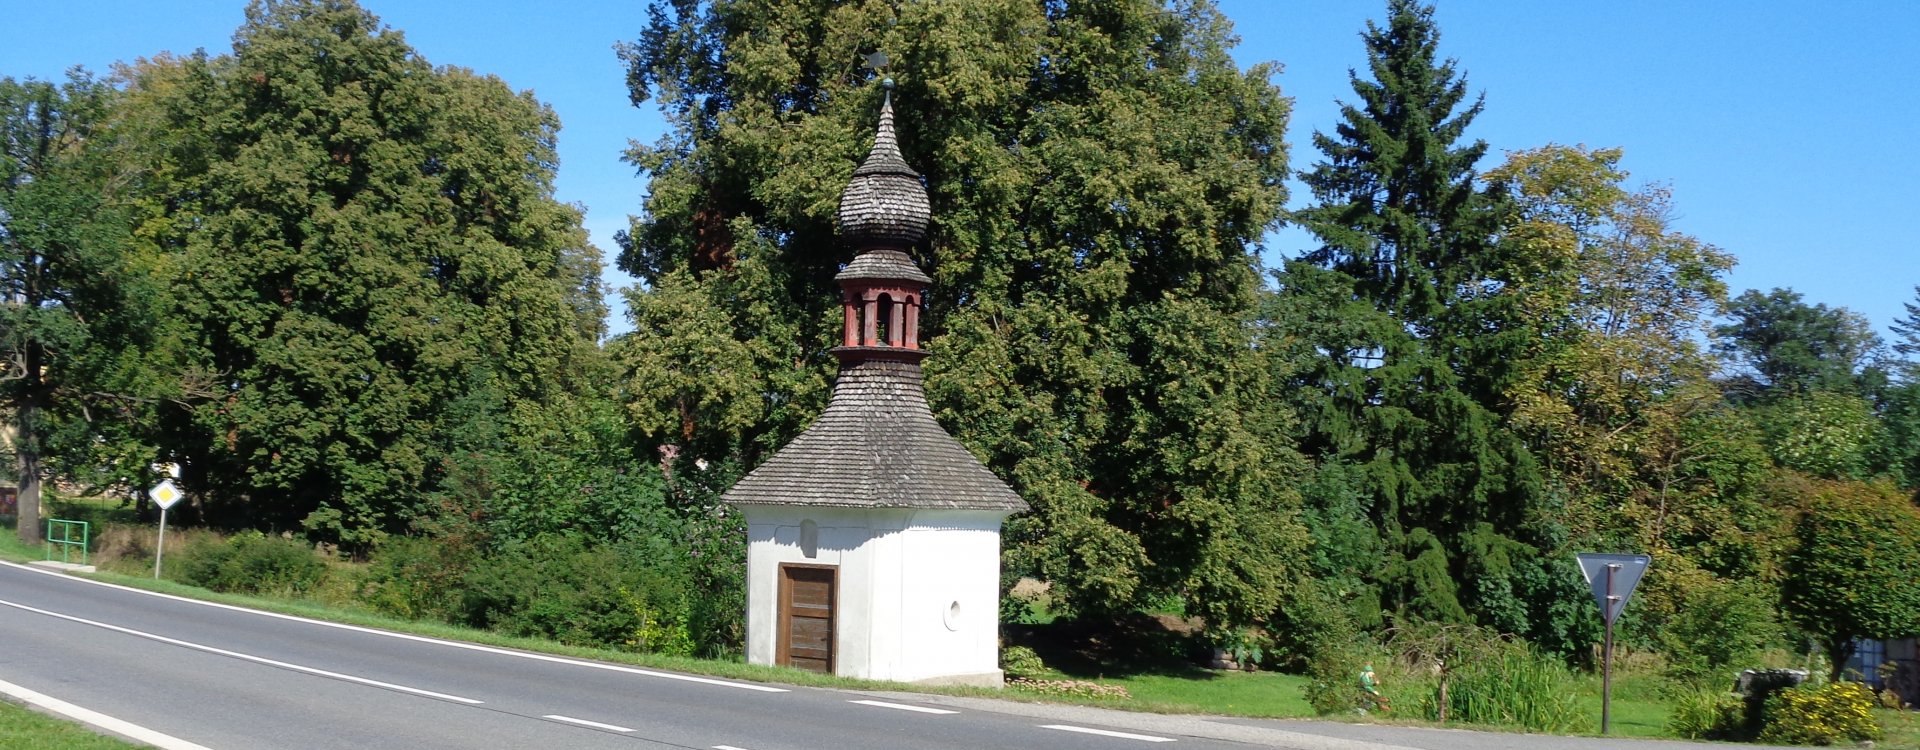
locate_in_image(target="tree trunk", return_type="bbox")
[1828,636,1853,682]
[15,343,42,546]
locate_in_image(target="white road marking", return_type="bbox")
[713,745,755,750]
[0,598,483,704]
[848,699,959,714]
[0,560,788,693]
[543,714,636,732]
[0,677,215,750]
[1041,724,1177,742]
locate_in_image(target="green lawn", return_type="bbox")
[1106,670,1315,717]
[0,700,140,750]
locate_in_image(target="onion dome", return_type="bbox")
[836,83,930,249]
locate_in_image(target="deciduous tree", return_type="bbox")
[0,71,175,543]
[1779,476,1920,679]
[617,0,1304,629]
[121,0,605,546]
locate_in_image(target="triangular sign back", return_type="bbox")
[1576,553,1650,625]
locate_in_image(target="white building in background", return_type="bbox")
[722,84,1028,688]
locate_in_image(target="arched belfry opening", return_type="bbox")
[721,78,1027,688]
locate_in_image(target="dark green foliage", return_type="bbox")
[1717,288,1882,398]
[1657,577,1783,683]
[618,0,1305,629]
[361,534,476,623]
[1265,577,1363,672]
[1779,476,1920,679]
[176,530,330,595]
[458,533,695,654]
[365,532,706,656]
[1,71,174,544]
[118,0,605,546]
[1284,0,1543,628]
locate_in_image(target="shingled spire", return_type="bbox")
[722,82,1026,513]
[836,82,931,254]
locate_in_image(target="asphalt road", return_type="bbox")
[0,560,1730,750]
[0,560,1288,749]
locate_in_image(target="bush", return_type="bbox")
[1759,681,1881,746]
[1303,640,1386,715]
[1000,644,1048,679]
[175,531,329,596]
[361,535,478,622]
[455,533,694,655]
[1657,577,1783,683]
[1306,621,1591,732]
[1666,688,1748,740]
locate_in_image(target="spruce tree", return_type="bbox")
[1287,0,1543,626]
[617,0,1304,628]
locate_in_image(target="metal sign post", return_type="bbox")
[150,477,183,579]
[1577,553,1650,735]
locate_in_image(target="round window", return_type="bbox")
[943,600,963,631]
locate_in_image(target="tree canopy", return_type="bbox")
[115,0,607,546]
[617,0,1305,630]
[1285,0,1545,631]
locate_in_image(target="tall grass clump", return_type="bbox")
[1384,620,1591,733]
[1435,645,1587,731]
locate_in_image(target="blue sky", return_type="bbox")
[8,1,1916,342]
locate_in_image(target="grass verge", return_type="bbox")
[0,700,141,750]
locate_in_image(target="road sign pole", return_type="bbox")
[154,507,168,579]
[1603,563,1617,734]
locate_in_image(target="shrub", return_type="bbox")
[1000,644,1048,679]
[1303,640,1386,715]
[361,535,478,622]
[1386,621,1589,732]
[1657,577,1783,683]
[456,533,694,654]
[1759,681,1881,746]
[175,531,330,596]
[1266,579,1359,672]
[1666,688,1748,740]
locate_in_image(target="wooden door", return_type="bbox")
[777,564,836,673]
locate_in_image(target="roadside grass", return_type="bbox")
[1568,667,1669,738]
[1106,670,1314,717]
[1882,706,1920,750]
[0,700,141,749]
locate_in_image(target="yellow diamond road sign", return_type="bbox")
[151,479,183,510]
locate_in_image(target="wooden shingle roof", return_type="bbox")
[835,95,930,250]
[722,359,1028,512]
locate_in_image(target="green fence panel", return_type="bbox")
[45,519,89,565]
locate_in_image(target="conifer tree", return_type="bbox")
[1287,0,1543,626]
[617,0,1304,627]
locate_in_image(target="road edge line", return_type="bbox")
[0,560,787,694]
[0,676,215,750]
